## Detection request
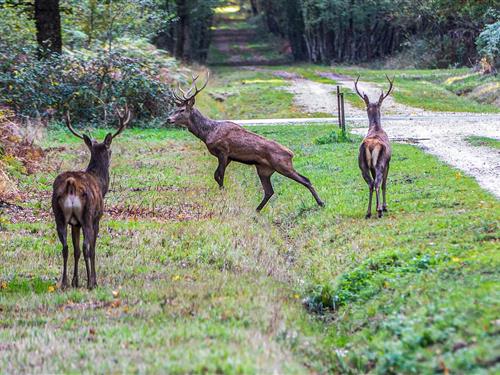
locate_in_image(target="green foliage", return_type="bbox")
[255,0,498,67]
[314,129,352,144]
[476,21,500,68]
[0,44,174,126]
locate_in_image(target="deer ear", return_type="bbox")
[83,134,93,149]
[104,133,113,147]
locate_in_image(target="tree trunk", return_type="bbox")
[35,0,62,58]
[175,0,188,60]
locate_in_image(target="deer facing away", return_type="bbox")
[355,76,394,218]
[168,73,324,211]
[52,107,130,289]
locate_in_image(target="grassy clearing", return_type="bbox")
[270,65,500,113]
[465,136,500,150]
[1,122,499,373]
[196,67,329,120]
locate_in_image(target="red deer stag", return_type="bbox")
[355,76,394,218]
[168,73,324,211]
[52,106,130,289]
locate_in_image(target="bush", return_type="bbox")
[476,21,500,70]
[0,43,175,127]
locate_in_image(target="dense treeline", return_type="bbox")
[252,0,499,67]
[154,0,220,62]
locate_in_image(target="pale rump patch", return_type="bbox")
[62,194,83,225]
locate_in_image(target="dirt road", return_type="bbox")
[242,67,500,198]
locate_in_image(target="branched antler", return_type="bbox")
[112,103,131,139]
[354,76,370,105]
[64,111,85,140]
[173,71,210,106]
[378,75,395,104]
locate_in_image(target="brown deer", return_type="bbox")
[168,73,324,211]
[354,75,394,219]
[51,106,130,289]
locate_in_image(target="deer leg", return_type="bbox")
[89,221,99,289]
[382,163,389,212]
[361,166,373,219]
[280,168,324,207]
[374,168,385,218]
[56,222,69,289]
[71,225,81,288]
[214,154,229,189]
[256,166,274,212]
[82,224,94,290]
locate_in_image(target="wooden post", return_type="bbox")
[337,86,342,129]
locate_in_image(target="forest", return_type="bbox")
[1,0,499,374]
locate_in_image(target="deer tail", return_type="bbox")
[65,177,77,195]
[371,144,382,168]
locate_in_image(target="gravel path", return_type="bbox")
[243,66,500,198]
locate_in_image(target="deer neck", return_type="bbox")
[368,111,382,132]
[186,108,217,142]
[86,157,110,197]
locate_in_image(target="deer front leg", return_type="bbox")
[256,166,274,212]
[214,154,229,189]
[56,222,69,289]
[71,225,81,288]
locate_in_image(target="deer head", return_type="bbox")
[168,72,209,126]
[354,75,394,125]
[65,105,131,169]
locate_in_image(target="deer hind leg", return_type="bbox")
[382,163,390,212]
[374,167,385,218]
[277,163,324,207]
[214,154,230,189]
[256,166,275,212]
[361,167,374,219]
[56,222,69,289]
[82,223,95,289]
[89,221,99,289]
[71,225,81,288]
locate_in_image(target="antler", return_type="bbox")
[378,74,395,104]
[173,71,210,106]
[354,76,370,105]
[64,111,84,139]
[112,104,131,139]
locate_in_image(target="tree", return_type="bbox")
[34,0,62,57]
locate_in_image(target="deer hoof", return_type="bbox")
[382,206,388,212]
[377,210,383,218]
[61,280,69,290]
[71,278,79,288]
[318,200,325,207]
[365,213,371,219]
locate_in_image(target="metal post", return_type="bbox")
[337,85,342,129]
[340,93,346,135]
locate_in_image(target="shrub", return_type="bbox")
[476,21,500,70]
[0,42,175,127]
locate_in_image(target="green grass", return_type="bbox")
[1,123,499,373]
[270,65,500,113]
[465,136,500,150]
[196,67,329,120]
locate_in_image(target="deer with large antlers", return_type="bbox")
[354,76,394,218]
[168,73,324,211]
[51,106,130,289]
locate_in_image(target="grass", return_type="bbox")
[465,136,500,150]
[269,65,500,113]
[196,67,329,120]
[1,123,499,373]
